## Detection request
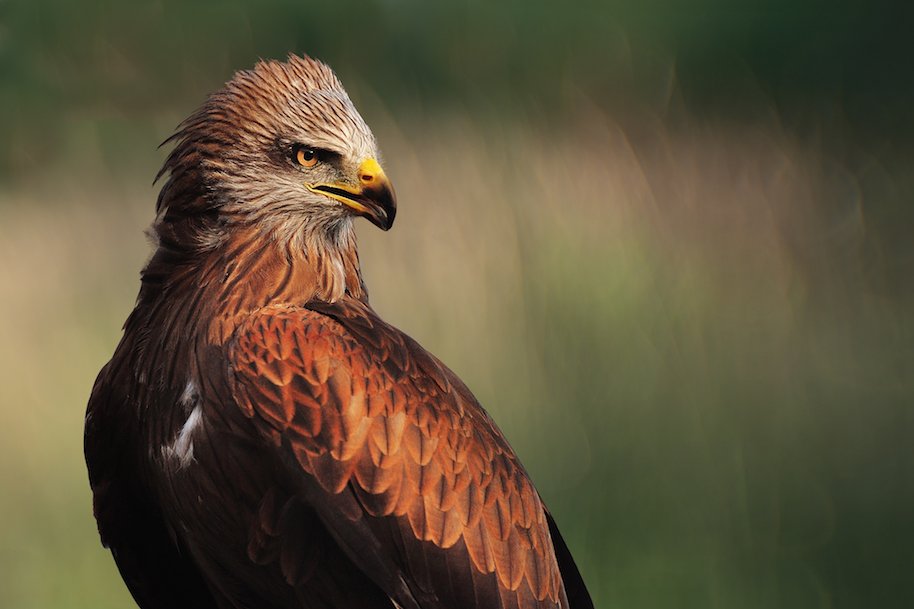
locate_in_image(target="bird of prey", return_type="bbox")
[85,55,592,609]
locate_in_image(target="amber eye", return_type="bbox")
[295,147,319,168]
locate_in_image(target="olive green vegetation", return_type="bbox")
[1,1,912,608]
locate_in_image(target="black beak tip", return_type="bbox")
[368,207,394,231]
[381,206,396,231]
[367,185,396,231]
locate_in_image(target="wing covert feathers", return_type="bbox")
[229,301,567,608]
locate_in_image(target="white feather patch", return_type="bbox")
[163,387,203,470]
[179,380,198,412]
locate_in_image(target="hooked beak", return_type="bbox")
[306,158,397,230]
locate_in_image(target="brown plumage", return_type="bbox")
[85,55,592,609]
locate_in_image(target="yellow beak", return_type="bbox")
[306,158,397,230]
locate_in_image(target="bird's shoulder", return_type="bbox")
[229,298,452,399]
[227,297,515,466]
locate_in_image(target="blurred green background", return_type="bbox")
[1,1,912,607]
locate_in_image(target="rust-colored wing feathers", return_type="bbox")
[229,301,566,608]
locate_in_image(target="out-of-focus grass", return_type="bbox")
[0,109,911,609]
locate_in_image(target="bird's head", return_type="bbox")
[155,55,396,252]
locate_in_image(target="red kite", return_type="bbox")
[85,55,593,609]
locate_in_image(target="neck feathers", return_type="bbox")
[206,224,366,342]
[138,221,366,345]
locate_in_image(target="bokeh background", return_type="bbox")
[2,1,912,607]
